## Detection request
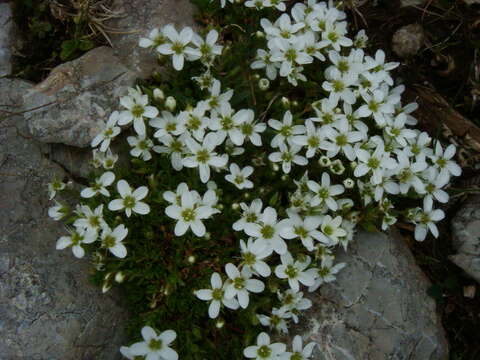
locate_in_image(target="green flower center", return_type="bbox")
[257,345,272,358]
[308,136,319,148]
[103,235,116,248]
[280,125,293,137]
[285,264,298,278]
[328,32,339,42]
[241,123,253,135]
[221,116,234,130]
[294,226,309,239]
[71,232,83,245]
[187,116,202,130]
[181,208,196,222]
[323,225,333,236]
[281,152,293,162]
[103,128,113,137]
[131,104,145,118]
[212,288,223,301]
[285,48,297,62]
[436,158,447,168]
[233,276,245,289]
[89,215,100,228]
[336,134,347,146]
[171,42,184,54]
[246,213,258,223]
[196,149,211,163]
[338,60,349,73]
[291,353,303,360]
[148,338,163,350]
[367,157,380,169]
[261,225,275,239]
[234,175,245,185]
[319,267,331,277]
[123,195,136,209]
[243,252,256,266]
[318,188,330,199]
[333,80,344,92]
[166,122,177,132]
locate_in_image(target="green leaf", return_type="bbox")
[60,39,79,61]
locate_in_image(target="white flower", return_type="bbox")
[421,168,449,204]
[139,28,167,50]
[48,179,66,200]
[157,25,200,70]
[323,118,363,161]
[183,133,228,183]
[277,290,312,323]
[165,188,215,237]
[80,171,115,198]
[244,207,289,255]
[178,102,209,141]
[155,134,187,171]
[101,224,128,258]
[150,111,186,138]
[209,103,249,145]
[275,252,316,292]
[251,49,279,81]
[108,180,150,217]
[412,198,445,241]
[195,272,239,318]
[56,227,97,258]
[192,29,223,64]
[292,119,332,158]
[92,148,119,170]
[74,204,106,233]
[322,68,356,105]
[269,143,308,174]
[238,115,266,147]
[118,87,159,135]
[240,238,272,277]
[204,80,234,115]
[308,255,346,292]
[270,38,313,77]
[233,199,264,232]
[284,335,317,360]
[307,173,344,211]
[224,263,265,308]
[129,327,178,360]
[384,113,416,147]
[319,215,347,246]
[321,21,353,51]
[354,144,396,185]
[257,307,291,334]
[430,142,461,184]
[163,182,191,205]
[91,111,121,152]
[48,201,69,221]
[127,134,155,161]
[225,163,254,189]
[269,111,305,148]
[243,332,286,359]
[279,211,327,251]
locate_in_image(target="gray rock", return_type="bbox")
[0,2,15,76]
[107,0,197,78]
[294,230,448,360]
[392,24,425,58]
[0,78,127,359]
[450,196,480,283]
[22,46,136,147]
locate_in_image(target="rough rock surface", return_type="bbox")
[450,196,480,284]
[392,24,425,58]
[107,0,197,78]
[0,78,127,359]
[22,46,136,148]
[296,230,448,360]
[0,2,15,76]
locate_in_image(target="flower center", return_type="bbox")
[367,157,380,169]
[212,288,223,301]
[181,208,197,222]
[103,235,116,248]
[196,149,211,163]
[243,252,256,266]
[257,345,272,358]
[171,41,184,54]
[123,195,136,209]
[285,264,298,278]
[148,338,163,350]
[131,104,145,118]
[233,276,245,289]
[260,225,275,239]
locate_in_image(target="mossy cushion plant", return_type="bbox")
[48,0,461,359]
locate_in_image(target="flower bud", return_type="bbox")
[187,255,196,264]
[153,88,164,101]
[231,202,240,210]
[258,78,270,91]
[102,282,112,294]
[165,96,176,111]
[281,97,290,109]
[255,31,265,39]
[343,178,355,189]
[319,156,331,167]
[272,164,280,172]
[204,232,211,240]
[215,319,225,329]
[115,272,126,283]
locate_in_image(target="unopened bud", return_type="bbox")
[153,88,164,101]
[187,255,196,264]
[115,272,125,283]
[165,96,176,111]
[231,202,240,210]
[258,78,270,91]
[215,319,225,328]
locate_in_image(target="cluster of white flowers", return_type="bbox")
[46,1,463,358]
[139,25,223,70]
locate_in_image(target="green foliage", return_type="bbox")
[12,0,105,81]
